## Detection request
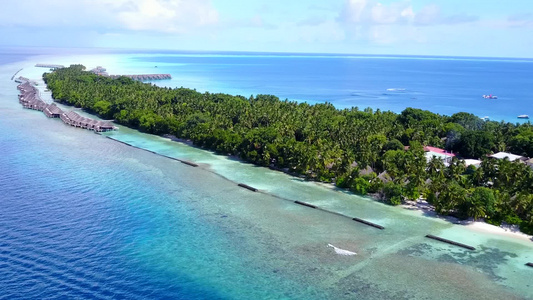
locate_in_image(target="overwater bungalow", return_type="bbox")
[17,80,116,133]
[44,103,63,118]
[15,76,30,84]
[18,86,47,111]
[59,111,115,132]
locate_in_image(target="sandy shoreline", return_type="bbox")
[402,200,533,242]
[20,60,533,246]
[314,178,532,243]
[162,134,533,243]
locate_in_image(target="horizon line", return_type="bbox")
[1,45,533,61]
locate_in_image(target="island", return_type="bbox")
[36,64,533,235]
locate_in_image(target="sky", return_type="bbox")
[1,0,533,58]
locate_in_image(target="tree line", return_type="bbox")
[43,65,533,234]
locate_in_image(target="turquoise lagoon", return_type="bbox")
[0,51,532,299]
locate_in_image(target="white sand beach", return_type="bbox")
[403,200,533,242]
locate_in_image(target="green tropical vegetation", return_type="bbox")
[43,65,533,234]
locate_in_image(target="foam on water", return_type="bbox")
[0,52,532,299]
[328,244,357,256]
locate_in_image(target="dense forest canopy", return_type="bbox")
[43,65,533,234]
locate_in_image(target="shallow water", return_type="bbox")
[0,53,532,299]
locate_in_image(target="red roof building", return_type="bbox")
[423,146,456,157]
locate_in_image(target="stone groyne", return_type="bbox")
[425,234,476,250]
[11,68,23,80]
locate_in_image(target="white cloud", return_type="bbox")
[414,4,478,26]
[297,16,328,27]
[413,4,440,26]
[505,13,533,28]
[338,0,478,44]
[217,14,277,31]
[296,20,346,43]
[370,2,414,24]
[340,0,477,27]
[339,0,414,25]
[0,0,219,33]
[116,0,218,33]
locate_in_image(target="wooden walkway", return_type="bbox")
[88,65,171,81]
[109,74,171,81]
[16,77,116,132]
[35,64,65,69]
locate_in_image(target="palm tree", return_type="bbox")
[446,157,466,182]
[427,156,445,181]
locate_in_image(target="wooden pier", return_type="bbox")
[109,74,171,81]
[87,65,171,81]
[16,77,115,132]
[35,64,65,69]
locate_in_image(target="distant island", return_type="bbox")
[43,65,533,234]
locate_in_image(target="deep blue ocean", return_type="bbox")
[0,50,532,300]
[130,53,533,123]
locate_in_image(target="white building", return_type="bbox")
[489,152,525,162]
[463,159,482,168]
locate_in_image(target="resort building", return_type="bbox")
[489,152,527,162]
[463,159,482,168]
[60,111,115,132]
[44,103,63,118]
[423,146,456,166]
[16,78,116,133]
[90,66,108,76]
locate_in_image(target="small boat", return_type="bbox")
[517,115,529,119]
[482,95,497,99]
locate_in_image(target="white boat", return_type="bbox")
[517,115,529,119]
[482,95,497,99]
